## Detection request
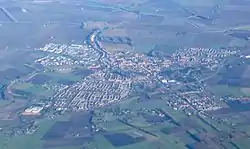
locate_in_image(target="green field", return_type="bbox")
[43,72,81,83]
[91,132,187,149]
[0,114,75,149]
[189,116,216,133]
[234,25,250,30]
[92,135,116,149]
[11,82,53,98]
[12,83,33,90]
[208,85,246,97]
[233,138,250,149]
[100,120,131,132]
[0,119,54,149]
[0,100,12,107]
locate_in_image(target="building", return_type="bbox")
[22,106,44,116]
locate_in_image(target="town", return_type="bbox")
[32,30,237,116]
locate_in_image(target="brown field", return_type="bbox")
[242,66,250,79]
[84,21,109,30]
[95,0,147,5]
[102,28,128,37]
[114,11,138,21]
[0,64,13,71]
[0,99,26,120]
[101,42,133,53]
[241,88,250,96]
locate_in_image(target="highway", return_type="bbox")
[174,59,227,91]
[196,59,226,84]
[117,119,158,138]
[0,7,18,23]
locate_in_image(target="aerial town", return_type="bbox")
[32,30,237,116]
[2,0,250,148]
[1,29,245,148]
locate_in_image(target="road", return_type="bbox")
[0,7,18,23]
[197,59,226,83]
